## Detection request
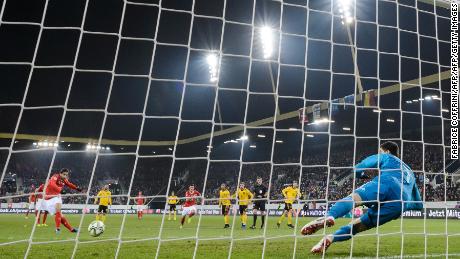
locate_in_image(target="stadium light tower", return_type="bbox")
[207,53,219,82]
[260,26,273,59]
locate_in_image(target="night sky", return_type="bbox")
[0,0,452,197]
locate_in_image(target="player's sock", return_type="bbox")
[36,212,41,224]
[173,211,176,220]
[278,213,285,224]
[328,196,354,219]
[331,224,355,242]
[140,211,143,219]
[101,215,106,223]
[181,217,186,226]
[137,211,141,219]
[55,212,62,229]
[96,214,100,221]
[287,213,292,225]
[42,212,48,225]
[224,215,229,225]
[253,214,257,227]
[61,216,73,232]
[261,215,265,227]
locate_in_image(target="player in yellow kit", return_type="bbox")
[219,183,231,228]
[94,185,112,223]
[168,192,179,220]
[168,191,178,221]
[234,182,253,229]
[277,181,301,229]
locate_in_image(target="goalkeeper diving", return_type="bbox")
[301,141,422,253]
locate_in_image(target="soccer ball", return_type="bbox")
[88,220,105,237]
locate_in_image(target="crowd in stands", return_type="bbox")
[1,142,459,206]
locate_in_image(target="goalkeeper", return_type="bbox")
[301,141,422,253]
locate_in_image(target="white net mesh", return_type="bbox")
[0,0,457,258]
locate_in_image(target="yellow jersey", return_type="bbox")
[234,188,253,205]
[96,190,112,206]
[282,187,300,204]
[219,189,231,206]
[168,195,178,205]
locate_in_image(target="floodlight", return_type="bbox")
[260,26,273,59]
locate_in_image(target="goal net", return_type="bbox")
[0,0,457,258]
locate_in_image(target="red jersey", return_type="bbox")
[43,173,78,200]
[35,184,44,199]
[183,190,201,207]
[29,193,36,203]
[135,196,144,205]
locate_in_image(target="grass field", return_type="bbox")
[0,214,459,258]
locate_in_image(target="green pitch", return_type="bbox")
[0,214,459,258]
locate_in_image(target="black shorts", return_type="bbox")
[284,203,293,211]
[253,201,266,211]
[169,204,176,211]
[239,205,248,214]
[98,205,108,214]
[221,205,230,215]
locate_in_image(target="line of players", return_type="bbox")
[25,171,299,233]
[167,176,301,230]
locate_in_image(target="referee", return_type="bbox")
[251,176,268,229]
[94,185,112,223]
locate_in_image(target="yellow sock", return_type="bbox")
[101,215,106,223]
[243,214,248,225]
[174,211,176,220]
[224,215,229,224]
[96,214,100,221]
[278,214,285,224]
[287,213,292,225]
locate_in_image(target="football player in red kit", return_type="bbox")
[135,192,145,220]
[38,168,82,234]
[180,185,201,228]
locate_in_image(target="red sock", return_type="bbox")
[36,212,41,224]
[140,211,143,218]
[55,212,62,229]
[61,216,73,231]
[42,212,48,224]
[35,210,38,217]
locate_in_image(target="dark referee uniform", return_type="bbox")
[253,184,267,211]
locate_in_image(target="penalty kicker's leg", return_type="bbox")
[54,203,78,234]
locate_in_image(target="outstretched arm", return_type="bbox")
[64,178,81,191]
[354,154,380,178]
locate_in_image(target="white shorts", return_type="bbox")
[181,206,197,216]
[28,203,35,210]
[36,199,45,212]
[43,197,62,215]
[136,205,144,212]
